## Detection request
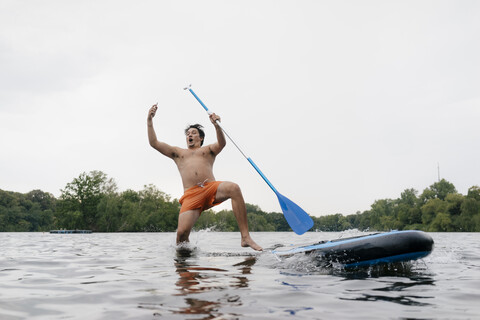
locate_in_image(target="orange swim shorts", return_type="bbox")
[179,181,225,214]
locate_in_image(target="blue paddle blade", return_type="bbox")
[276,192,314,235]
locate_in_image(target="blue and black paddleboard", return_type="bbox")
[272,230,434,268]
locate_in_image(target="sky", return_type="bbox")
[1,0,479,217]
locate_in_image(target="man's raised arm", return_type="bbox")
[147,104,177,159]
[208,113,226,155]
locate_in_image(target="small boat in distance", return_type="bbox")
[49,230,92,234]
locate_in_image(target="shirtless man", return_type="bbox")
[147,104,262,251]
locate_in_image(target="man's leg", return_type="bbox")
[177,209,201,244]
[215,182,263,251]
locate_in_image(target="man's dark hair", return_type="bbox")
[185,124,205,146]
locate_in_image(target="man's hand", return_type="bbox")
[148,104,158,120]
[209,113,221,126]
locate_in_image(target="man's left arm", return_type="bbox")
[209,113,226,155]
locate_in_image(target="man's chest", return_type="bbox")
[176,148,214,164]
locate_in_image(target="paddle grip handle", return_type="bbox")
[188,88,210,114]
[189,88,227,131]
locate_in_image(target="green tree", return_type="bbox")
[215,210,237,231]
[399,188,419,206]
[445,193,463,216]
[421,198,447,226]
[429,212,452,232]
[467,186,480,201]
[315,213,351,231]
[420,179,457,203]
[26,190,56,211]
[455,186,480,231]
[57,171,117,230]
[248,213,275,231]
[140,184,179,232]
[369,199,395,230]
[266,212,291,231]
[195,210,218,230]
[118,191,142,231]
[96,194,121,232]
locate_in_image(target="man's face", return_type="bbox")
[186,128,203,148]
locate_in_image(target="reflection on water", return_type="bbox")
[341,277,435,307]
[173,247,256,318]
[233,256,257,288]
[339,263,436,307]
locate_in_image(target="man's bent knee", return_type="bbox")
[225,182,242,196]
[216,181,242,202]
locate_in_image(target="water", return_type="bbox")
[0,231,479,319]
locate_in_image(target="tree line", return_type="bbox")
[1,171,479,232]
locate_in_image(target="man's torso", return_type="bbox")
[173,145,217,191]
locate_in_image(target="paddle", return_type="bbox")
[184,85,314,235]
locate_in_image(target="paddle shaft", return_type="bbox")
[186,87,279,194]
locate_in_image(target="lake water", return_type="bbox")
[0,231,479,319]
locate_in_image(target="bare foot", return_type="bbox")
[241,236,263,251]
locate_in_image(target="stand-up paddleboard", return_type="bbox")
[272,230,434,268]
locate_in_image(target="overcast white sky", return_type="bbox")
[1,0,479,217]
